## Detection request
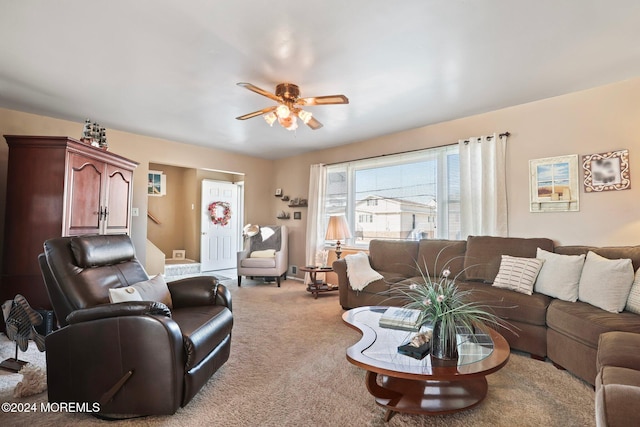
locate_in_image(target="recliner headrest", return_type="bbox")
[71,234,136,268]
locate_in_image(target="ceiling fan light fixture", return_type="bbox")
[276,104,290,119]
[236,81,347,131]
[278,115,298,131]
[297,109,313,124]
[264,112,277,126]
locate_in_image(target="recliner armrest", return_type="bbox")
[66,301,171,324]
[168,277,232,311]
[215,283,232,311]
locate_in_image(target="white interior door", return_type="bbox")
[201,180,239,271]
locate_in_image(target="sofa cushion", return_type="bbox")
[171,305,233,370]
[369,240,419,277]
[457,281,552,326]
[240,257,276,268]
[534,248,585,302]
[547,299,640,348]
[578,251,634,313]
[625,269,640,314]
[463,236,554,283]
[417,239,467,279]
[492,255,544,295]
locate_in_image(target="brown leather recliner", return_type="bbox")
[38,234,233,416]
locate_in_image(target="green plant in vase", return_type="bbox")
[394,260,513,360]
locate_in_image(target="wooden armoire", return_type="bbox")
[1,135,138,311]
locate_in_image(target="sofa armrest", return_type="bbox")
[333,259,352,308]
[66,301,171,324]
[167,276,218,309]
[275,249,287,269]
[237,249,249,264]
[333,258,349,285]
[597,331,640,371]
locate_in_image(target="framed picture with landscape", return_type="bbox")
[529,154,580,212]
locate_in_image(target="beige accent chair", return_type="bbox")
[237,225,288,287]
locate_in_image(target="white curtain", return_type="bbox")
[305,164,327,284]
[459,133,508,238]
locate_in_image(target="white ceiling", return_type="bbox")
[1,1,640,159]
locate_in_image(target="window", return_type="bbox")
[358,214,373,223]
[324,145,460,247]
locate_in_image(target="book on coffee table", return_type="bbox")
[378,307,421,331]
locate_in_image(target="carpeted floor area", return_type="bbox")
[0,278,595,426]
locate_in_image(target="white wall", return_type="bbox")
[273,77,640,278]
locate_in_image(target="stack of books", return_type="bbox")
[378,307,421,331]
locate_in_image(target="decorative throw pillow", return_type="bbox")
[108,274,173,309]
[492,255,544,295]
[534,248,585,301]
[625,269,640,314]
[250,249,276,258]
[578,251,634,313]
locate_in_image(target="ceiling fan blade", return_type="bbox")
[237,82,281,102]
[235,106,277,120]
[306,116,323,130]
[298,94,349,106]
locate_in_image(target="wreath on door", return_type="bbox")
[208,201,232,226]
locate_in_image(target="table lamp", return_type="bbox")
[325,215,352,260]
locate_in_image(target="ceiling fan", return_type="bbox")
[235,82,349,131]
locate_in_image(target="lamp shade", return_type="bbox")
[325,215,352,241]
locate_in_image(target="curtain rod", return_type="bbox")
[325,131,510,166]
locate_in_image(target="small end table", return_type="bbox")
[300,266,338,299]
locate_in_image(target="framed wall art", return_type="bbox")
[582,149,630,192]
[148,170,166,196]
[529,155,580,212]
[172,250,186,259]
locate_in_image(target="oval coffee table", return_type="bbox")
[343,306,510,421]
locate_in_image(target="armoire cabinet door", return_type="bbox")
[104,164,133,234]
[65,152,104,236]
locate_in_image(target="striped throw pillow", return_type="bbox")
[625,269,640,314]
[492,255,544,295]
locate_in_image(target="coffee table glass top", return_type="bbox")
[344,306,499,376]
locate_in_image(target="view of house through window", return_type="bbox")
[324,145,460,247]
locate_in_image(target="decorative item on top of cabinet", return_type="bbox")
[80,118,108,150]
[1,135,138,313]
[275,188,283,197]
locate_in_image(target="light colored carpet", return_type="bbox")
[0,279,595,426]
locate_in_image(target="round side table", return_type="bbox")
[300,266,338,299]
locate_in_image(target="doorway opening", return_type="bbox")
[145,163,244,278]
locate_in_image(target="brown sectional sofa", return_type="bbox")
[334,235,640,425]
